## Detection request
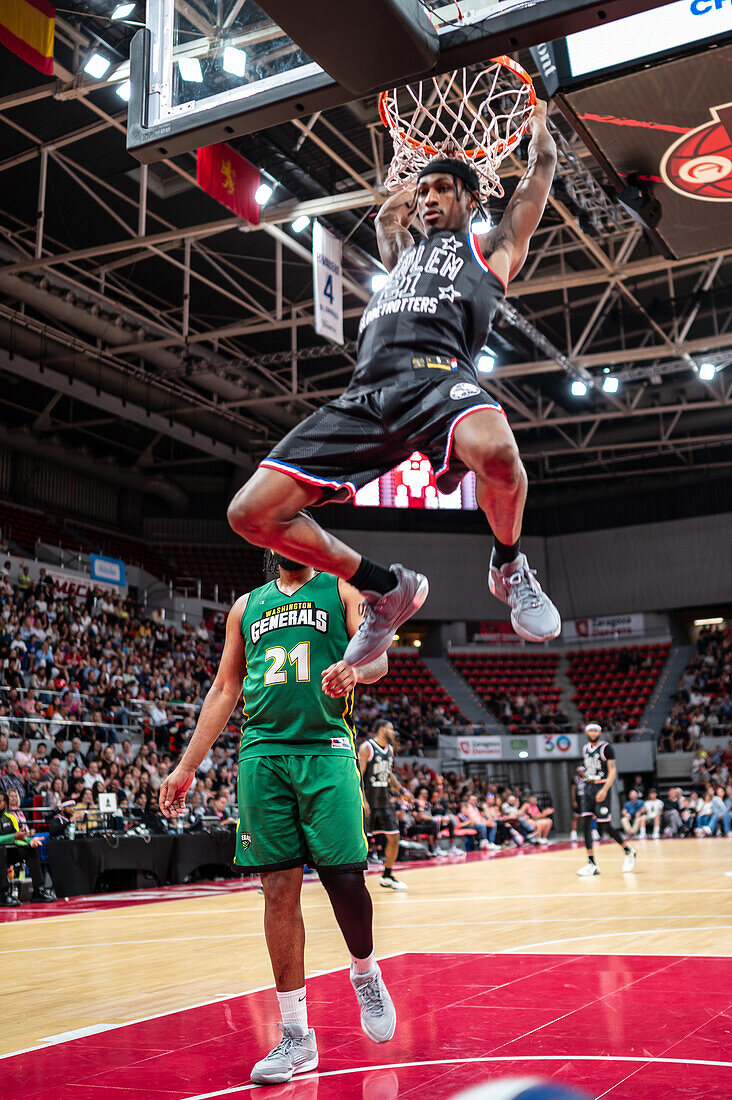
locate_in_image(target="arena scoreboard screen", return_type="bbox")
[353,453,478,510]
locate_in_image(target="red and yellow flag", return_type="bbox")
[196,143,260,225]
[0,0,55,76]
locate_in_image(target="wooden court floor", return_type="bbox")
[4,838,732,1098]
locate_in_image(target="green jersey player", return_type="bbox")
[160,548,396,1085]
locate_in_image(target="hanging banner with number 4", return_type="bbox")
[312,220,343,345]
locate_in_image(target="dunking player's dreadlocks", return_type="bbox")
[415,157,489,223]
[263,510,314,578]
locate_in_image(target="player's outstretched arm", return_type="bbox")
[478,99,556,285]
[160,594,248,817]
[375,189,417,272]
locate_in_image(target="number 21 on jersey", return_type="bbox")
[264,641,310,685]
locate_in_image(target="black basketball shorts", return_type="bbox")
[580,786,611,823]
[260,370,504,503]
[368,804,400,835]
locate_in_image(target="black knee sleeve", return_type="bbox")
[318,869,374,959]
[582,814,594,851]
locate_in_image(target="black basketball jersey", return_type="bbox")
[582,740,615,784]
[363,739,394,808]
[352,229,506,388]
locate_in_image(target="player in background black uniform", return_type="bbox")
[227,102,560,669]
[577,722,637,877]
[359,720,411,891]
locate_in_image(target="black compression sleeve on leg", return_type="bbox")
[607,825,628,848]
[318,869,374,960]
[493,537,521,567]
[583,814,594,852]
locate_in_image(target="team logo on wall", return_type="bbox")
[660,102,732,201]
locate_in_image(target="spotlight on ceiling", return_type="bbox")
[698,361,716,381]
[178,56,203,83]
[116,80,132,101]
[477,347,495,373]
[602,375,619,393]
[570,379,588,397]
[254,183,273,205]
[112,2,135,18]
[291,215,310,233]
[84,53,111,79]
[371,273,388,292]
[223,46,246,76]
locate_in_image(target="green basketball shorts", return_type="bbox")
[235,754,368,873]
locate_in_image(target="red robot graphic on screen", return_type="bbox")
[660,102,732,201]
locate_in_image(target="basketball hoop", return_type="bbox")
[378,58,536,200]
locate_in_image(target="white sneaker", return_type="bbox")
[479,839,490,850]
[622,847,637,872]
[448,844,462,855]
[577,861,600,876]
[250,1025,318,1085]
[570,831,578,842]
[380,874,407,891]
[350,963,396,1043]
[652,830,660,840]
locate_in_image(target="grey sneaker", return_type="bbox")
[250,1024,318,1085]
[488,550,561,643]
[344,563,429,667]
[350,963,396,1043]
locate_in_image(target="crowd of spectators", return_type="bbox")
[480,688,570,737]
[659,625,732,752]
[368,760,556,857]
[353,688,457,754]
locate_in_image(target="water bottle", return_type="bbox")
[68,821,76,840]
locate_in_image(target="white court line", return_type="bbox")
[10,884,731,926]
[0,953,404,1061]
[4,915,732,955]
[499,926,732,953]
[181,1053,732,1100]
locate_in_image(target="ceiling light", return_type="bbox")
[116,80,132,102]
[223,46,246,77]
[477,348,495,373]
[693,616,724,627]
[178,56,203,83]
[111,2,135,17]
[392,634,399,643]
[698,361,716,381]
[254,183,272,205]
[291,215,310,233]
[413,639,422,648]
[371,273,388,292]
[84,53,111,79]
[602,375,619,393]
[570,379,587,397]
[518,750,529,759]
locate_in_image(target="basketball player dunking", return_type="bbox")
[577,722,637,877]
[359,719,411,891]
[227,101,560,668]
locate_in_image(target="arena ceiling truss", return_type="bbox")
[0,1,731,512]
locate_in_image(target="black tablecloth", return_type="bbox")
[46,832,236,897]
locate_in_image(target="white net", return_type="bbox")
[379,59,536,199]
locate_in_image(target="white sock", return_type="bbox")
[351,951,376,975]
[277,986,308,1035]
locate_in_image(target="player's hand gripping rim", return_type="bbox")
[159,765,195,818]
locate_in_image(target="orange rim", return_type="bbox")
[378,56,536,159]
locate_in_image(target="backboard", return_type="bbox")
[128,0,674,162]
